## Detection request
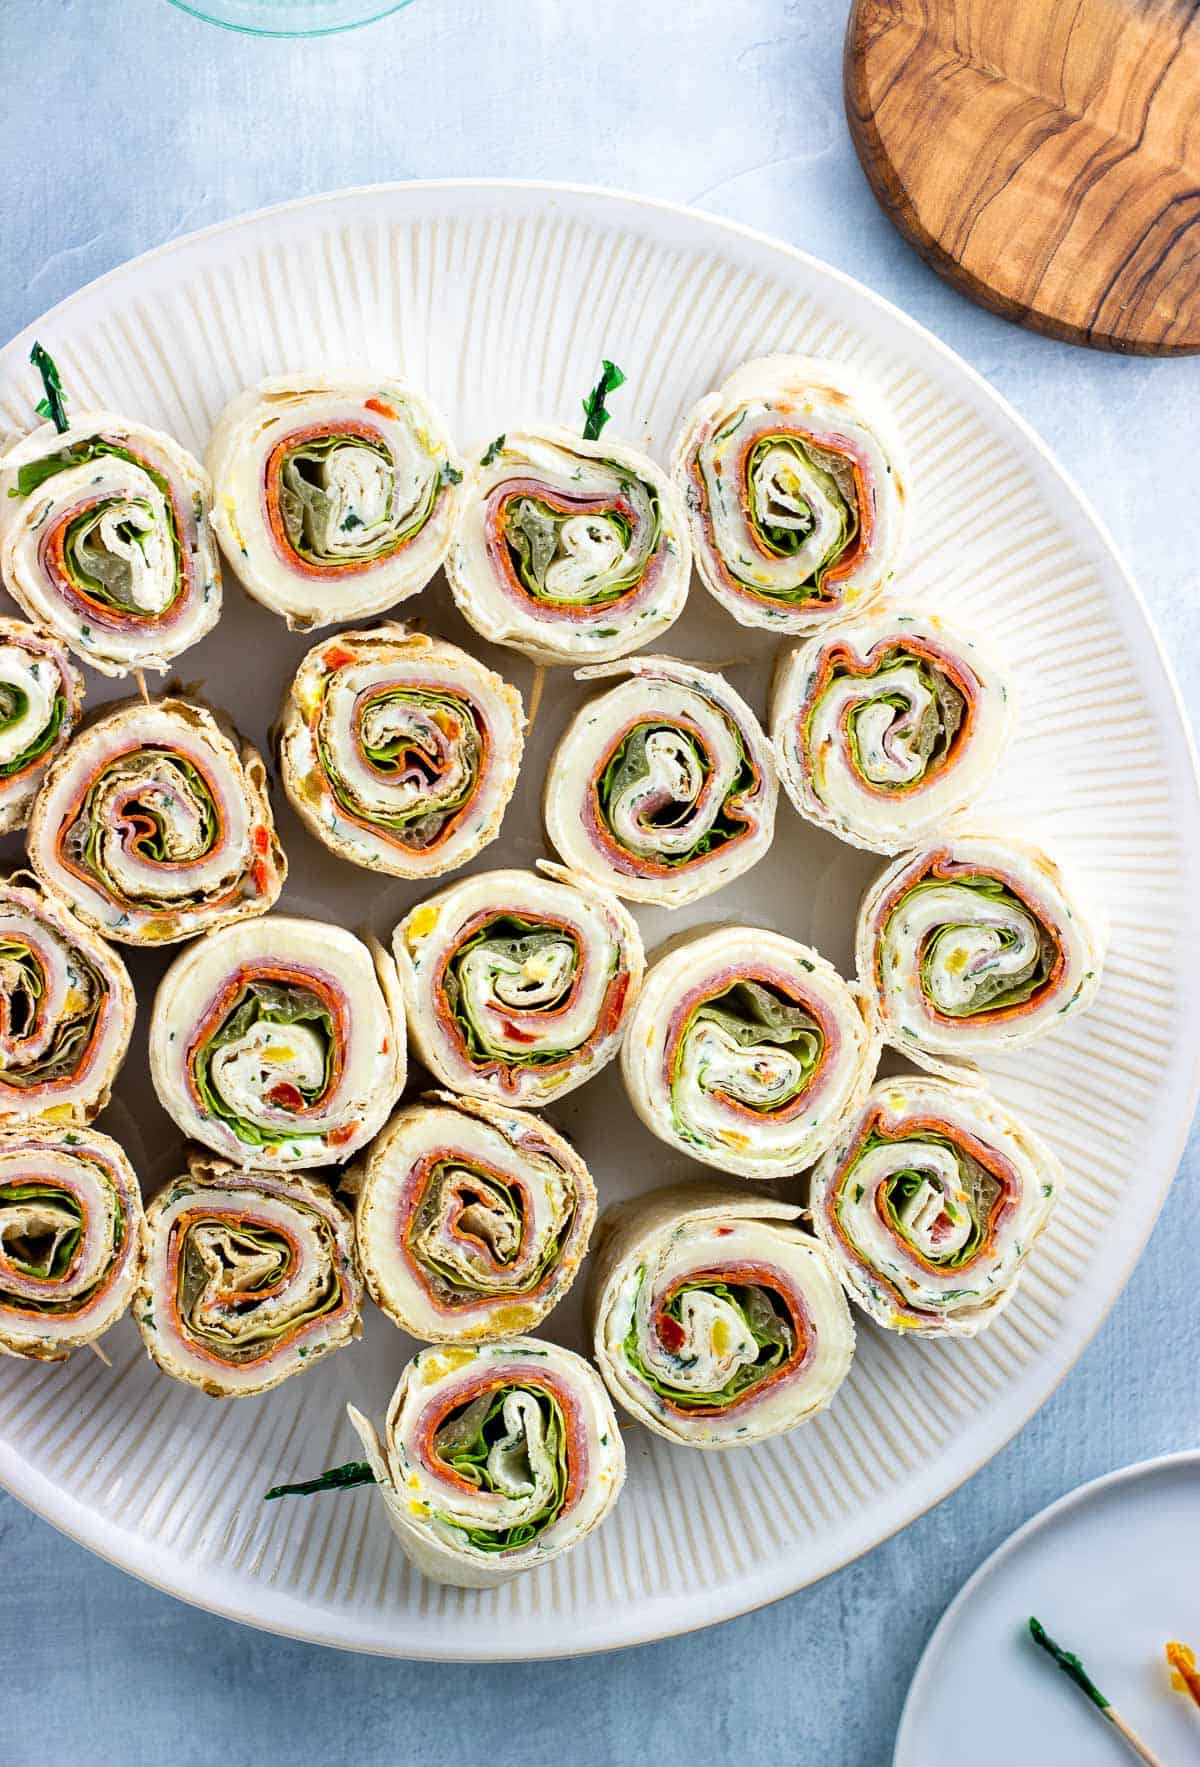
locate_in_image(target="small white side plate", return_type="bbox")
[896,1452,1200,1767]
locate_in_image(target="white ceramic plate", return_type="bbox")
[0,181,1196,1660]
[895,1452,1200,1766]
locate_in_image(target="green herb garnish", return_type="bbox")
[581,359,626,440]
[264,1461,376,1501]
[30,342,68,434]
[1028,1618,1109,1710]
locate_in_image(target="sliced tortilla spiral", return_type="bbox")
[0,410,222,676]
[622,925,880,1179]
[445,425,691,665]
[27,696,285,945]
[0,875,134,1127]
[353,1091,596,1343]
[856,834,1105,1078]
[589,1183,855,1448]
[543,655,778,908]
[277,624,524,879]
[771,605,1012,853]
[135,1154,362,1397]
[149,914,406,1170]
[347,1336,624,1587]
[0,619,84,835]
[395,861,643,1108]
[809,1075,1062,1335]
[207,372,463,630]
[673,354,904,634]
[0,1125,144,1361]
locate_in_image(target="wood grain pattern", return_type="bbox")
[845,0,1200,354]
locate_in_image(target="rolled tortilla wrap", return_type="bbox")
[136,1154,361,1396]
[353,1091,596,1342]
[771,605,1012,854]
[0,410,221,676]
[0,1125,144,1361]
[673,354,904,634]
[347,1336,624,1588]
[0,618,84,834]
[27,695,285,945]
[0,874,134,1127]
[395,862,643,1108]
[276,624,523,879]
[445,425,690,665]
[855,834,1104,1078]
[543,655,778,908]
[809,1074,1062,1334]
[149,914,406,1169]
[622,925,879,1179]
[207,372,463,630]
[589,1182,854,1447]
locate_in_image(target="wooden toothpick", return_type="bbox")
[1028,1618,1163,1766]
[525,664,546,736]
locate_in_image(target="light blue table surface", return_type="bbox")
[3,4,1199,1763]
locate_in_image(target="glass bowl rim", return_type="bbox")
[165,0,413,37]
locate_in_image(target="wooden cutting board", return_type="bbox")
[844,0,1200,354]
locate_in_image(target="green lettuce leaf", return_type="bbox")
[860,1131,1002,1269]
[687,978,824,1110]
[278,431,441,564]
[176,1211,342,1352]
[623,1272,793,1410]
[442,914,584,1070]
[191,982,334,1150]
[597,719,756,866]
[837,656,964,788]
[0,1182,82,1279]
[433,1385,568,1553]
[742,431,858,599]
[0,688,66,780]
[7,438,185,616]
[412,1159,571,1295]
[908,873,1055,1016]
[0,1172,126,1313]
[503,486,656,607]
[316,685,482,847]
[0,939,107,1092]
[76,749,217,881]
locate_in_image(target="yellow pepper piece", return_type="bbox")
[1167,1641,1200,1709]
[406,904,440,944]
